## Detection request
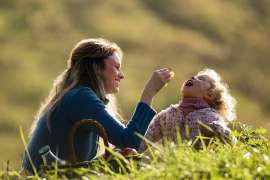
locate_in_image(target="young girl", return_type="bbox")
[139,69,237,151]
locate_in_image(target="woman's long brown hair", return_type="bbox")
[30,38,123,135]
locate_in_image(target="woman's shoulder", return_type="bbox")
[67,86,94,96]
[65,86,98,100]
[63,86,105,108]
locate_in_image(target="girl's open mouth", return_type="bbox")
[185,80,193,87]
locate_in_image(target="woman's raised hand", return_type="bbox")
[140,68,174,105]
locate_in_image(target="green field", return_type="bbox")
[0,0,269,173]
[2,123,270,179]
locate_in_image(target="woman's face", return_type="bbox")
[102,52,124,94]
[181,74,214,99]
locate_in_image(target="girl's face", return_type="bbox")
[181,74,214,100]
[102,52,124,94]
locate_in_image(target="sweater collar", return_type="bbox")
[179,97,210,116]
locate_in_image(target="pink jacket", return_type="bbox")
[139,104,234,151]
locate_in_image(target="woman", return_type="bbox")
[22,38,174,174]
[139,68,237,151]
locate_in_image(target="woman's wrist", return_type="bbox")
[140,90,154,105]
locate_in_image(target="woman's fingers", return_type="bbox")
[156,67,172,72]
[157,68,175,82]
[150,68,175,91]
[141,68,175,104]
[156,67,170,72]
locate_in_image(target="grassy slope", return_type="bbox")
[2,123,270,179]
[0,0,269,169]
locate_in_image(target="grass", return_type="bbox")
[1,122,270,179]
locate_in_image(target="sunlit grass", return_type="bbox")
[2,123,270,179]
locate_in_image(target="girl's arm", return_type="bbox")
[196,110,237,145]
[138,109,168,152]
[205,120,237,145]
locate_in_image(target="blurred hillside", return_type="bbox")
[0,0,269,169]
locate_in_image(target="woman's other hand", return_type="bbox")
[141,68,174,105]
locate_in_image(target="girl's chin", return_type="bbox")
[181,90,191,97]
[183,95,194,98]
[182,93,197,98]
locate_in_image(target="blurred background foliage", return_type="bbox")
[0,0,269,169]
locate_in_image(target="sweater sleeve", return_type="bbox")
[195,110,235,144]
[69,88,156,150]
[203,120,237,144]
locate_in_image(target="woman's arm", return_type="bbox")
[140,68,174,105]
[68,68,174,150]
[95,102,156,149]
[69,88,155,150]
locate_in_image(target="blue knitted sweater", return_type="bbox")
[22,86,156,173]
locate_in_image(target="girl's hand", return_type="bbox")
[140,68,174,105]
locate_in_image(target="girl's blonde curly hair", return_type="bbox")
[197,68,237,121]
